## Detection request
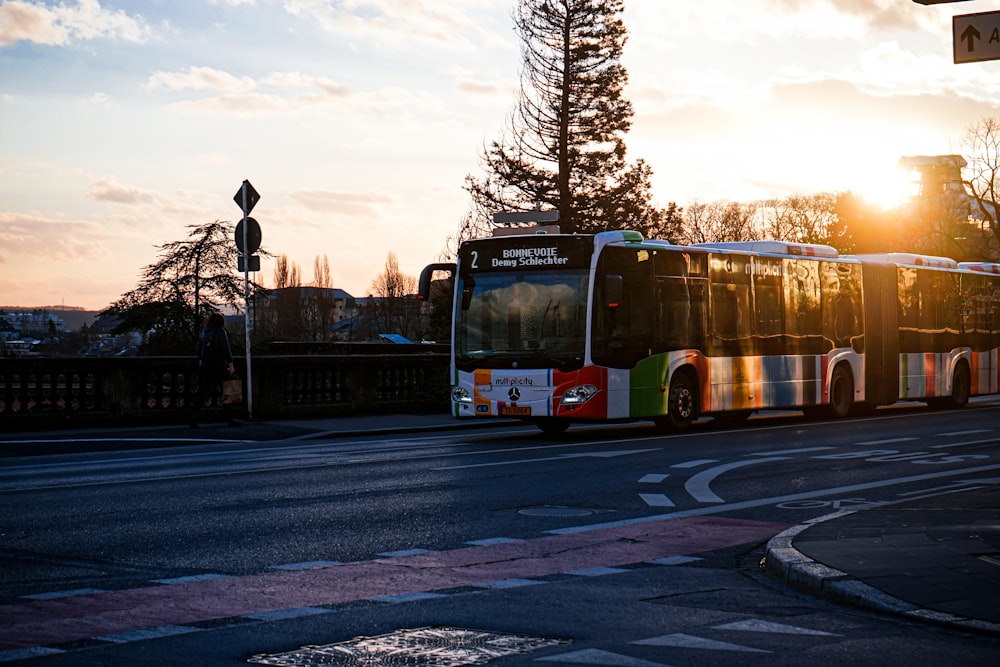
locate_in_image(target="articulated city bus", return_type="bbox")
[419,229,1000,433]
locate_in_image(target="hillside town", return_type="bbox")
[0,285,435,357]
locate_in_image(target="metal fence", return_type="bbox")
[0,349,451,431]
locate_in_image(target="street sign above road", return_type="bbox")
[234,180,260,214]
[235,216,262,254]
[954,11,1000,64]
[492,210,560,225]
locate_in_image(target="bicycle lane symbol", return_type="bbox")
[776,497,881,510]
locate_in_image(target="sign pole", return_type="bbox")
[239,181,254,419]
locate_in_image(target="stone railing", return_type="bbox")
[0,348,451,430]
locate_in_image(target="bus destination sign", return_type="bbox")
[461,236,592,272]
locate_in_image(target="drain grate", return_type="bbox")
[249,626,568,667]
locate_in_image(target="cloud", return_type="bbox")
[87,177,161,205]
[278,0,505,50]
[147,66,257,93]
[0,0,150,48]
[764,0,931,32]
[168,93,286,114]
[289,189,394,218]
[0,211,107,262]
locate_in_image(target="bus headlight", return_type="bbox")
[451,386,474,404]
[561,384,598,405]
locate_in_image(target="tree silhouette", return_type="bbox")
[101,221,262,354]
[464,0,670,238]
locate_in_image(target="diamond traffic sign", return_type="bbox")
[954,11,1000,64]
[234,180,260,214]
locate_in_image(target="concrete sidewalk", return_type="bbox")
[766,484,1000,636]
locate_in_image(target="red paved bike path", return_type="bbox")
[0,515,787,651]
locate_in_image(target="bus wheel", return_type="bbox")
[666,371,698,430]
[535,418,570,435]
[829,365,854,418]
[949,362,971,408]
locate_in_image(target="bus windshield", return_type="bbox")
[455,270,589,371]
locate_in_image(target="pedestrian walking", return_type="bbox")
[191,312,241,427]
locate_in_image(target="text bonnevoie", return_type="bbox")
[492,247,570,268]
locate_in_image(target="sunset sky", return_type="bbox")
[3,0,1000,311]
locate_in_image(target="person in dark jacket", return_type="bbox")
[191,312,240,427]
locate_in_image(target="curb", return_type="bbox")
[764,510,1000,637]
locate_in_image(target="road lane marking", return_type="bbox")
[632,633,770,653]
[538,648,670,666]
[639,474,668,484]
[639,493,675,508]
[671,459,718,469]
[684,457,790,504]
[930,437,999,449]
[433,449,658,471]
[547,462,1000,534]
[752,446,836,456]
[855,437,918,446]
[712,619,840,636]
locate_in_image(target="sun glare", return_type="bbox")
[855,165,912,212]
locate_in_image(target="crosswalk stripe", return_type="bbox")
[712,619,840,636]
[632,633,770,653]
[537,648,672,666]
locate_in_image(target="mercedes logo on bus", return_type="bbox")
[508,387,521,402]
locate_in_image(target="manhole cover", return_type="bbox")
[249,626,567,667]
[518,505,594,517]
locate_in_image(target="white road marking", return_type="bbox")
[245,607,331,621]
[639,493,675,508]
[646,556,701,566]
[712,619,840,636]
[631,633,769,653]
[96,625,202,644]
[855,437,918,446]
[752,446,836,456]
[268,560,342,571]
[537,648,671,666]
[376,549,435,558]
[547,462,1000,535]
[474,578,544,589]
[930,438,999,449]
[434,449,658,471]
[465,537,523,546]
[670,459,718,469]
[938,429,992,436]
[684,457,790,504]
[639,474,669,484]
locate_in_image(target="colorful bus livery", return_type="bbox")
[420,230,1000,433]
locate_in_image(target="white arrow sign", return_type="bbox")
[953,11,1000,63]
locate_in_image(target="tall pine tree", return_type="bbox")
[464,0,671,237]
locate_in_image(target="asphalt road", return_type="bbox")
[1,401,999,665]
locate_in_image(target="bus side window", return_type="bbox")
[821,262,863,351]
[897,266,919,353]
[708,254,752,356]
[784,259,824,355]
[593,247,654,368]
[752,257,784,355]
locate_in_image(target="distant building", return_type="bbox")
[255,286,359,341]
[896,155,997,260]
[0,310,66,335]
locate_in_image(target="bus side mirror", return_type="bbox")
[418,263,455,300]
[606,274,623,308]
